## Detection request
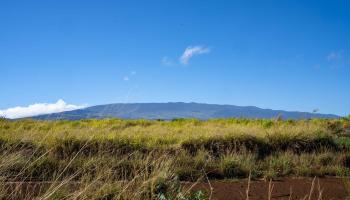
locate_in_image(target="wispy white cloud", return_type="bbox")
[0,99,86,119]
[327,51,343,62]
[122,71,136,81]
[161,56,174,66]
[180,46,210,65]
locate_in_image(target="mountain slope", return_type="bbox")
[29,102,340,120]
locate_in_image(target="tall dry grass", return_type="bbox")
[0,118,350,199]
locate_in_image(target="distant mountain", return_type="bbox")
[28,102,340,120]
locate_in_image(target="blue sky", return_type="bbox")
[0,0,349,117]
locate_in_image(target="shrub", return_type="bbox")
[338,154,350,168]
[220,156,248,178]
[317,153,334,166]
[265,153,294,177]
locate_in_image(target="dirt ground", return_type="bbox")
[184,178,349,200]
[2,177,349,199]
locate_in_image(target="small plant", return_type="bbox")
[266,153,294,177]
[221,157,248,178]
[338,154,350,168]
[317,153,334,166]
[151,177,207,200]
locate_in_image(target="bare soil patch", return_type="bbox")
[2,178,349,199]
[184,177,348,200]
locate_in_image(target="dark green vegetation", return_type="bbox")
[0,117,350,199]
[30,102,339,120]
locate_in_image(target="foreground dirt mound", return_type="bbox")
[185,178,348,200]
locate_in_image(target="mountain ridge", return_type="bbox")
[28,102,340,120]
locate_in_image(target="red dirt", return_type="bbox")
[2,178,348,199]
[184,178,348,200]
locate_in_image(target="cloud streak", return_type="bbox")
[179,46,210,65]
[123,71,136,81]
[0,99,86,119]
[161,56,174,66]
[327,51,343,62]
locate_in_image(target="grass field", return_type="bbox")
[1,117,350,199]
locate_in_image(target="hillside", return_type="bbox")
[30,102,339,120]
